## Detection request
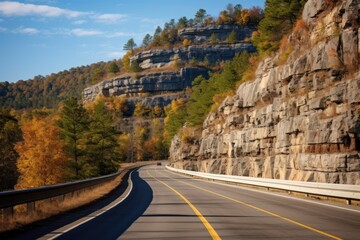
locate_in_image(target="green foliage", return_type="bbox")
[123,38,137,53]
[186,51,250,126]
[57,97,89,180]
[227,30,238,43]
[108,62,120,74]
[253,0,305,54]
[164,99,187,145]
[210,33,218,44]
[195,9,208,24]
[0,60,114,109]
[186,76,215,126]
[129,60,143,72]
[0,108,22,190]
[86,100,120,176]
[142,33,152,47]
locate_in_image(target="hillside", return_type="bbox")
[169,0,360,184]
[0,60,120,109]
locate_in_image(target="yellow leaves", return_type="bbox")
[182,39,191,47]
[15,116,67,189]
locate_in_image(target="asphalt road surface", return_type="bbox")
[4,165,360,239]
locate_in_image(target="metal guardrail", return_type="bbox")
[0,169,128,210]
[166,166,360,203]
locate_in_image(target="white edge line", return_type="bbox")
[166,169,360,214]
[40,170,135,240]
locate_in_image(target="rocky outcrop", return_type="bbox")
[130,43,256,70]
[82,67,208,104]
[178,25,254,44]
[170,0,360,184]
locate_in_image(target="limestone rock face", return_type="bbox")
[178,25,254,44]
[169,0,360,184]
[130,43,256,70]
[82,67,208,105]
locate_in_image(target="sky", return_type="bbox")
[0,0,264,83]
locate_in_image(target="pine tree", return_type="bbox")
[0,108,22,190]
[195,9,208,24]
[123,38,137,53]
[142,33,153,47]
[86,100,120,176]
[57,97,89,180]
[254,0,305,54]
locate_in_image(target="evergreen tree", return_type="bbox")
[57,97,89,180]
[254,0,305,54]
[227,30,238,43]
[87,100,120,176]
[177,16,188,28]
[0,108,22,190]
[142,33,152,47]
[195,9,208,24]
[123,38,137,53]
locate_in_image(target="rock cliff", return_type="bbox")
[130,43,256,70]
[178,25,254,44]
[82,67,208,104]
[170,0,360,184]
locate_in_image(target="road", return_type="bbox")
[4,165,360,239]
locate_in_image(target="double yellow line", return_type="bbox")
[147,169,221,240]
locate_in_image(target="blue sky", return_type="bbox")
[0,0,264,83]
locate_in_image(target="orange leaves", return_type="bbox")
[15,116,67,189]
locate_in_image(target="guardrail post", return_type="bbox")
[27,201,35,213]
[347,199,351,205]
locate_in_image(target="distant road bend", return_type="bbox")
[8,165,360,240]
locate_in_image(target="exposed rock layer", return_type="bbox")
[170,0,360,184]
[130,43,256,70]
[82,67,208,105]
[178,25,253,43]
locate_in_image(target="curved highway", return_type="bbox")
[4,165,360,239]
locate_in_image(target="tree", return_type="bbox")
[227,30,238,43]
[86,100,120,176]
[57,97,89,180]
[108,62,120,74]
[133,102,151,117]
[16,116,67,189]
[91,67,105,83]
[123,38,137,53]
[177,17,188,28]
[164,99,187,145]
[210,33,218,44]
[142,33,152,47]
[254,0,305,54]
[195,9,208,24]
[0,108,22,190]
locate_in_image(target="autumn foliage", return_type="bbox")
[15,116,67,189]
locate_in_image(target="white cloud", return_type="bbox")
[73,20,86,25]
[0,26,7,32]
[108,51,125,58]
[71,28,103,37]
[108,31,143,38]
[14,27,39,34]
[0,1,85,18]
[93,13,127,24]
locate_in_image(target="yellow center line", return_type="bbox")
[147,169,221,240]
[162,170,343,240]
